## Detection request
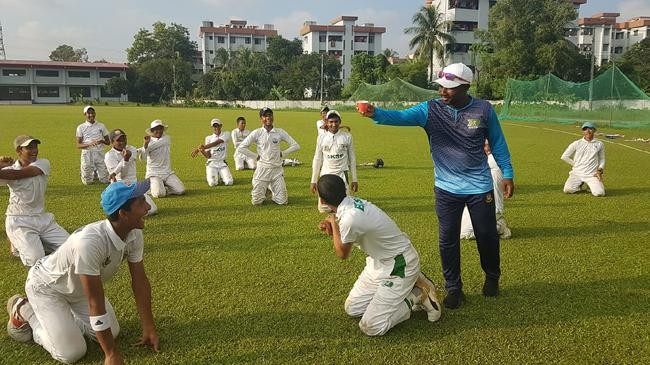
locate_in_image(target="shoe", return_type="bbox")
[443,289,465,309]
[483,278,499,297]
[6,295,32,343]
[414,273,442,322]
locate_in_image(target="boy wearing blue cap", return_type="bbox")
[561,121,606,196]
[6,180,159,364]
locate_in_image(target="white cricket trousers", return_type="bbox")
[234,152,256,170]
[80,149,109,185]
[563,172,605,196]
[5,213,69,267]
[150,173,185,198]
[344,245,420,336]
[206,165,233,186]
[24,268,119,364]
[251,166,287,205]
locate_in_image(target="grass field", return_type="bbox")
[0,105,649,364]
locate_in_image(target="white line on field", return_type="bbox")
[502,123,650,156]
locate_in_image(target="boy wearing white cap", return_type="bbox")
[358,63,514,309]
[6,180,159,364]
[561,121,606,196]
[231,117,256,170]
[310,110,358,213]
[104,129,158,214]
[0,135,69,266]
[143,120,185,198]
[192,119,233,186]
[236,107,300,205]
[317,174,442,336]
[75,106,110,185]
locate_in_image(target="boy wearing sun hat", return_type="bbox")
[142,119,185,198]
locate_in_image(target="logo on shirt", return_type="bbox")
[467,118,480,129]
[327,153,344,160]
[382,281,394,288]
[485,193,493,204]
[102,256,112,267]
[272,138,279,144]
[352,198,365,211]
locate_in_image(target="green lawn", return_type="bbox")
[0,105,649,364]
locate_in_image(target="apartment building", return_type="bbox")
[573,14,650,67]
[198,20,278,73]
[426,0,585,69]
[300,16,385,84]
[0,60,128,104]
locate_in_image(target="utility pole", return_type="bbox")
[588,30,596,111]
[320,53,324,104]
[0,21,7,60]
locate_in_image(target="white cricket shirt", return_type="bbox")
[1,159,50,216]
[336,196,412,261]
[76,121,109,151]
[316,119,326,135]
[236,127,300,169]
[30,220,144,299]
[311,130,357,184]
[104,146,142,184]
[205,132,230,167]
[144,135,173,178]
[561,138,606,177]
[231,129,250,150]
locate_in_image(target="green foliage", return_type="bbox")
[617,37,650,93]
[125,22,197,103]
[1,106,649,364]
[385,60,429,88]
[49,44,88,62]
[404,6,454,83]
[479,0,588,98]
[342,53,381,98]
[104,77,129,96]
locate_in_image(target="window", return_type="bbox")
[581,28,593,36]
[0,86,31,100]
[217,36,225,43]
[69,86,91,98]
[35,70,59,77]
[230,37,236,44]
[448,0,478,10]
[2,69,26,77]
[254,38,262,45]
[447,43,471,53]
[489,0,497,8]
[633,30,639,36]
[209,35,213,40]
[328,50,342,58]
[100,86,121,97]
[451,21,478,31]
[602,44,609,52]
[68,70,90,78]
[319,33,327,42]
[209,50,214,54]
[245,37,251,44]
[613,47,623,54]
[615,32,624,39]
[368,50,374,56]
[354,36,367,43]
[328,35,342,42]
[601,58,608,64]
[603,28,610,36]
[37,86,59,97]
[368,35,375,44]
[99,71,120,79]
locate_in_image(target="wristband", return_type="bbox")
[89,313,112,331]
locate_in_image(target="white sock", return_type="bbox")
[406,287,423,308]
[19,301,35,324]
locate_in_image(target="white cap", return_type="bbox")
[326,110,341,120]
[83,105,95,114]
[210,118,222,126]
[435,63,473,88]
[146,119,168,135]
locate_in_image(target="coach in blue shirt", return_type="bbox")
[358,63,514,309]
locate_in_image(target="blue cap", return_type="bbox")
[581,121,596,130]
[101,180,151,215]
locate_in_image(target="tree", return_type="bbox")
[385,60,429,88]
[342,53,381,97]
[617,37,650,93]
[126,22,197,65]
[478,0,584,97]
[404,6,454,84]
[266,36,303,67]
[104,77,129,95]
[49,44,88,62]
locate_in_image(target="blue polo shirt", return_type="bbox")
[373,97,513,195]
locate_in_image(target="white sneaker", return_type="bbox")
[414,273,442,322]
[6,294,32,343]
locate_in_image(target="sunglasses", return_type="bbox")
[437,71,469,83]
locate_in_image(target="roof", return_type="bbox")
[300,24,386,36]
[0,60,128,70]
[198,26,278,37]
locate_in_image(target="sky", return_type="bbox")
[0,0,647,63]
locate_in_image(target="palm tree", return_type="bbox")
[405,5,455,84]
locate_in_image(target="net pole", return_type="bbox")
[609,63,615,127]
[545,73,551,123]
[589,32,595,111]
